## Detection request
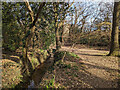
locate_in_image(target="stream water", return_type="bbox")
[28,80,35,88]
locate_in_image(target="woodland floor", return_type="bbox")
[37,46,119,88]
[60,46,119,88]
[2,46,119,88]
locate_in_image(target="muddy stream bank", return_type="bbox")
[27,57,54,89]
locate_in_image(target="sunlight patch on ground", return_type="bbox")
[86,68,112,80]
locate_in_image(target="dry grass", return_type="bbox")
[2,59,23,88]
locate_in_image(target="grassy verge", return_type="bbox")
[54,51,80,61]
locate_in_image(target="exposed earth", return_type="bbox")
[60,46,119,88]
[2,46,119,88]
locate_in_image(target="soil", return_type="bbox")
[2,46,119,88]
[37,46,118,88]
[60,46,119,88]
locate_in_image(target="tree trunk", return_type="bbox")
[55,15,61,51]
[55,26,61,51]
[53,3,61,51]
[23,34,34,76]
[23,1,45,75]
[23,46,29,75]
[108,2,120,56]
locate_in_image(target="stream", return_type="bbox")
[27,57,54,88]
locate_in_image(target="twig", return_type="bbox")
[61,52,66,62]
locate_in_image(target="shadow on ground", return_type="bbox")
[78,68,118,88]
[75,52,105,56]
[54,60,118,88]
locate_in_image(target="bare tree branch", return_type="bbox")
[23,0,34,22]
[32,2,45,27]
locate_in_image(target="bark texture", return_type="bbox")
[109,2,120,56]
[23,0,45,75]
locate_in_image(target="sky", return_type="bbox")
[65,1,113,29]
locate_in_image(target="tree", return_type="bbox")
[21,0,45,75]
[67,2,94,46]
[108,1,120,56]
[53,2,73,51]
[2,2,23,51]
[3,1,46,75]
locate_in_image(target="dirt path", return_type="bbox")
[61,46,119,88]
